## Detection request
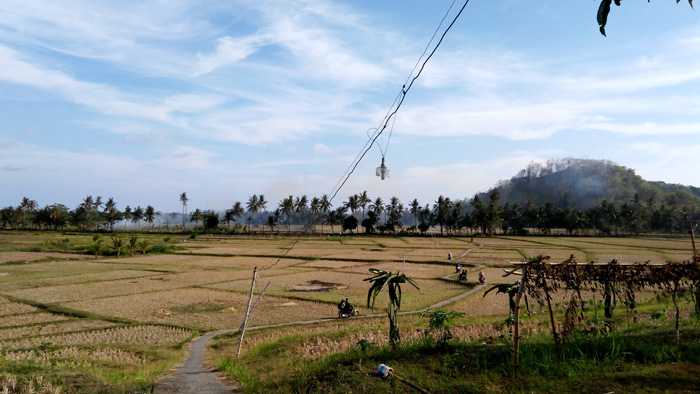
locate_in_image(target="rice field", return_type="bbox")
[0,231,695,392]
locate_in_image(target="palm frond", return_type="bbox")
[404,275,420,290]
[367,276,390,309]
[484,284,513,297]
[396,282,402,309]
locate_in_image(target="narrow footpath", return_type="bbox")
[154,284,484,393]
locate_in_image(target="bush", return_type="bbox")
[203,213,219,230]
[342,216,358,233]
[147,243,174,254]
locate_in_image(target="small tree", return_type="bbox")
[343,215,358,233]
[111,236,124,257]
[362,211,378,234]
[203,211,220,231]
[422,309,464,346]
[190,209,203,227]
[267,212,278,232]
[365,269,419,348]
[128,236,138,255]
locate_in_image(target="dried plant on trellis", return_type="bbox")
[512,256,700,350]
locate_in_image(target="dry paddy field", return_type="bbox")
[0,231,695,392]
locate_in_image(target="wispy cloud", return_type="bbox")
[194,35,269,76]
[0,164,24,172]
[2,1,700,208]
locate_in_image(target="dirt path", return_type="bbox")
[154,330,239,394]
[153,284,484,393]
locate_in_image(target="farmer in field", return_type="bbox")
[458,270,468,282]
[479,271,486,284]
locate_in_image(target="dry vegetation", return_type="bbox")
[0,320,117,341]
[0,231,695,392]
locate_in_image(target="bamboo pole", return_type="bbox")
[237,267,258,359]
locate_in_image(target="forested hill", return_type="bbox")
[485,159,700,210]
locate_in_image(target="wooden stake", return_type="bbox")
[690,224,698,262]
[543,280,560,354]
[672,280,681,345]
[512,266,528,371]
[237,267,257,359]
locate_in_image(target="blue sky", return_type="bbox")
[1,0,699,211]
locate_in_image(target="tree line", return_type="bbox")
[0,196,156,231]
[1,190,698,235]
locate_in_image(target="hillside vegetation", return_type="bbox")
[488,159,700,210]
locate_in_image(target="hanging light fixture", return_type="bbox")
[376,157,389,180]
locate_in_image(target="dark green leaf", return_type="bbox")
[598,0,613,36]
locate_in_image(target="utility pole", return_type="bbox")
[237,267,257,359]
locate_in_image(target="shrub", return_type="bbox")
[422,309,464,346]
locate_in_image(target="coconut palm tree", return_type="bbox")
[123,206,133,225]
[231,202,244,230]
[386,197,403,233]
[94,196,103,210]
[257,194,267,211]
[359,191,371,220]
[179,192,189,229]
[224,209,235,228]
[433,196,452,236]
[295,195,308,213]
[310,197,321,233]
[294,195,309,230]
[365,269,419,348]
[372,197,385,226]
[409,199,420,231]
[257,194,268,233]
[132,206,144,230]
[246,195,259,233]
[319,194,332,233]
[144,206,156,229]
[190,208,203,227]
[345,195,360,218]
[279,196,295,232]
[103,198,120,232]
[19,197,37,229]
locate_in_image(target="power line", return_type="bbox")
[374,0,458,158]
[329,0,472,203]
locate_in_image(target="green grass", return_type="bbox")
[215,292,700,393]
[221,327,700,393]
